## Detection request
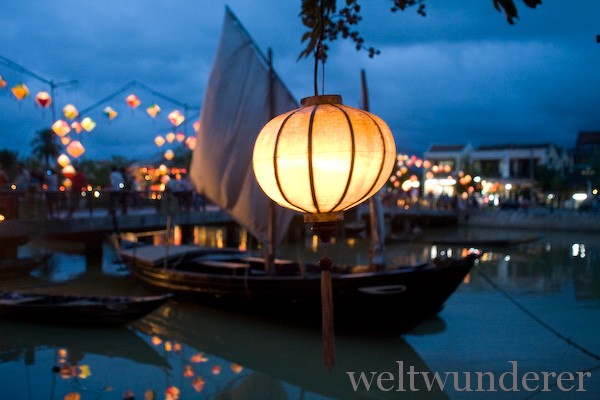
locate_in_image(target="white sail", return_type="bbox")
[190,7,298,245]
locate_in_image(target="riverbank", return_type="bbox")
[459,208,600,232]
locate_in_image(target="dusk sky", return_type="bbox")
[1,1,599,161]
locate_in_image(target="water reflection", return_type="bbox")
[0,227,599,399]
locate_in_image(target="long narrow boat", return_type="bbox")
[120,245,477,331]
[0,291,173,325]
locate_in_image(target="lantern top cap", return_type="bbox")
[301,95,343,107]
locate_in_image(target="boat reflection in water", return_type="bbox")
[133,301,449,400]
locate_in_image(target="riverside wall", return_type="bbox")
[459,208,600,232]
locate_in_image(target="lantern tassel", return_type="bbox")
[320,256,335,369]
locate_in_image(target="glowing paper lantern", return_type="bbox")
[165,132,175,143]
[0,75,6,89]
[146,103,161,118]
[11,83,29,100]
[154,135,166,147]
[81,117,96,132]
[103,106,118,120]
[62,165,76,179]
[164,149,175,161]
[66,140,85,158]
[168,110,185,126]
[158,164,168,175]
[34,91,52,108]
[52,120,71,137]
[253,94,396,219]
[193,120,200,133]
[185,136,197,150]
[70,121,83,133]
[61,136,72,146]
[211,365,221,375]
[125,94,141,109]
[63,104,79,120]
[57,154,71,167]
[192,377,205,393]
[175,132,185,142]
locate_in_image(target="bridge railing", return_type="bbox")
[0,188,210,221]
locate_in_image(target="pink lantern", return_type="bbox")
[126,94,141,109]
[175,132,185,142]
[168,110,185,126]
[52,120,71,137]
[34,91,52,108]
[70,121,83,134]
[0,75,6,89]
[193,120,200,133]
[66,140,85,158]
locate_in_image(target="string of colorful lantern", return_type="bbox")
[1,54,200,174]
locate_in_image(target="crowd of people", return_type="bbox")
[0,163,206,220]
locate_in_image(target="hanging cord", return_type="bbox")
[476,267,600,362]
[313,0,326,96]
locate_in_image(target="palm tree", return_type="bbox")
[30,128,60,169]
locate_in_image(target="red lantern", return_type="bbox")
[126,94,141,109]
[34,91,52,108]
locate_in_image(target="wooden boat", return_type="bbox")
[421,235,541,248]
[0,291,173,325]
[117,11,476,332]
[0,253,52,279]
[120,245,477,330]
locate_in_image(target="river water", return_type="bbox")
[1,226,599,399]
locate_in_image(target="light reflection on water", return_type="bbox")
[0,226,599,399]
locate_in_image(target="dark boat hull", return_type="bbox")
[0,292,173,325]
[122,247,476,330]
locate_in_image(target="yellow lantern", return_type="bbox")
[154,135,166,147]
[60,136,71,146]
[34,91,52,108]
[81,117,96,132]
[66,140,85,158]
[63,104,79,120]
[165,132,176,143]
[103,106,118,120]
[146,103,161,118]
[57,154,71,167]
[11,83,29,100]
[164,149,175,160]
[253,95,396,223]
[52,120,71,137]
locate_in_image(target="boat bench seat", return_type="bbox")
[199,260,249,276]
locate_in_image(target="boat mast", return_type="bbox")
[265,48,276,273]
[361,69,386,269]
